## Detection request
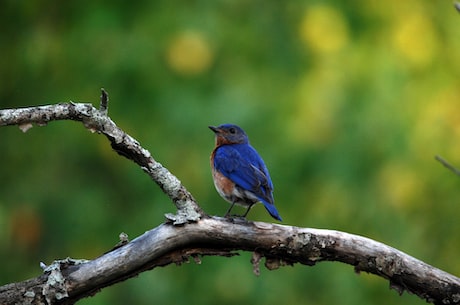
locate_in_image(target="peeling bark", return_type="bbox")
[1,219,459,304]
[1,91,459,304]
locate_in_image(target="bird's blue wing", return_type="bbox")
[213,144,274,204]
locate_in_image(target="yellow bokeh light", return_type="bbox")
[166,30,214,76]
[410,85,460,163]
[392,11,438,68]
[299,5,350,54]
[377,162,423,210]
[288,67,345,147]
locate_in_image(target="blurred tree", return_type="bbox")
[1,0,459,304]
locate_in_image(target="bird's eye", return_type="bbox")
[229,127,236,134]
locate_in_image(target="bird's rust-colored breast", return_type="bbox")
[210,149,235,201]
[212,167,235,200]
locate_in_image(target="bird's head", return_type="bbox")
[209,124,249,145]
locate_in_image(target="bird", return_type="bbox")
[209,124,282,221]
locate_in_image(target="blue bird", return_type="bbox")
[209,124,282,221]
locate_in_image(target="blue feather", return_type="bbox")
[214,144,282,221]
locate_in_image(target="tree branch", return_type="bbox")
[1,93,459,304]
[435,155,460,177]
[0,90,202,224]
[0,218,459,305]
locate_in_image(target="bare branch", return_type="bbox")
[0,101,202,223]
[0,218,459,304]
[1,97,460,304]
[99,88,108,115]
[435,155,460,177]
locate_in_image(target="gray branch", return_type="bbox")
[435,155,460,177]
[0,92,459,305]
[0,91,202,224]
[0,219,459,305]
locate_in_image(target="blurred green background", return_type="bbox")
[1,0,459,304]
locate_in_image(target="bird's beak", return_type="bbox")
[208,126,220,133]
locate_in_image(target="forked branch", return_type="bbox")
[0,91,459,305]
[0,90,202,224]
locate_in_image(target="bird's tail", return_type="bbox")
[261,200,282,221]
